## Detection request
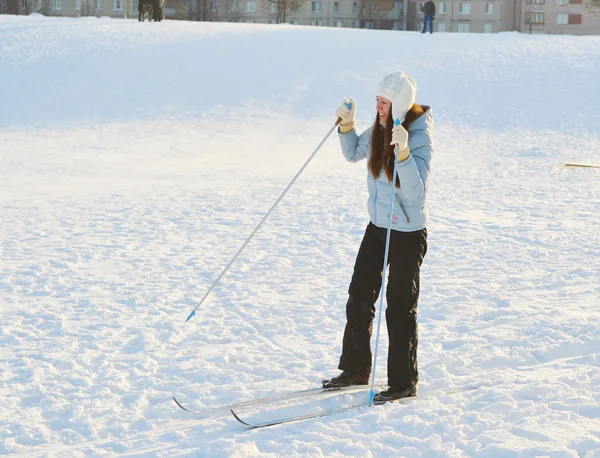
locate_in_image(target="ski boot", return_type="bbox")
[322,371,370,389]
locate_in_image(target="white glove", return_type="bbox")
[335,98,356,133]
[390,123,410,162]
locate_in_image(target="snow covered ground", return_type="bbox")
[1,14,599,457]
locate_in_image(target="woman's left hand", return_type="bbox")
[390,124,408,150]
[391,124,410,162]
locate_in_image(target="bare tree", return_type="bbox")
[78,0,96,15]
[226,0,243,21]
[261,0,303,23]
[586,0,600,15]
[20,0,33,14]
[37,0,51,15]
[359,0,395,28]
[207,0,244,21]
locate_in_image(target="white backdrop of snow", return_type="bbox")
[0,15,599,458]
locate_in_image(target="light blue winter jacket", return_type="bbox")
[339,109,434,232]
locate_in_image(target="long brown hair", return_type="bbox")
[368,103,427,187]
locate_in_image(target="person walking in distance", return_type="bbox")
[422,0,436,34]
[322,72,434,403]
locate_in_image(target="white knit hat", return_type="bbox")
[375,72,417,123]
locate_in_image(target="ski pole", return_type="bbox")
[369,119,401,406]
[185,108,350,323]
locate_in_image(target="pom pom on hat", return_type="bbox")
[376,72,417,123]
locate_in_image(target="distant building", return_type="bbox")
[3,0,600,34]
[1,0,139,18]
[516,0,600,34]
[412,0,517,32]
[0,0,181,19]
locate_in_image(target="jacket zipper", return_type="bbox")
[394,168,410,224]
[396,194,410,224]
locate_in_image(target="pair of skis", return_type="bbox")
[173,384,369,419]
[173,384,479,429]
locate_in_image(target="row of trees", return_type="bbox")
[4,0,388,18]
[198,0,403,27]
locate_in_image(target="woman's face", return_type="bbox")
[376,96,392,124]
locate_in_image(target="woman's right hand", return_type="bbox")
[336,98,356,132]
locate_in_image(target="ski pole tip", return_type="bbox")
[185,310,196,322]
[368,390,375,407]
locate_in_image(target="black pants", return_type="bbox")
[338,222,427,389]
